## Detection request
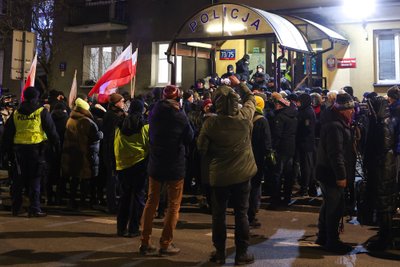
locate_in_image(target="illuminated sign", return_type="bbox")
[220,49,236,60]
[337,58,356,69]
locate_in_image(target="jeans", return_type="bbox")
[298,150,314,192]
[318,182,345,244]
[117,160,146,234]
[272,155,294,204]
[141,177,184,249]
[212,180,251,254]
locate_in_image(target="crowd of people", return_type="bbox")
[0,64,399,263]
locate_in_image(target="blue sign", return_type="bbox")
[220,49,236,60]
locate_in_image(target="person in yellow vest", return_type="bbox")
[114,99,149,238]
[3,87,60,217]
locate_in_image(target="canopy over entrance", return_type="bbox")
[167,3,349,86]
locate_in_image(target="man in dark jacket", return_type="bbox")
[197,75,256,265]
[249,95,272,228]
[235,54,252,82]
[296,93,316,196]
[315,92,355,254]
[140,85,194,256]
[102,93,126,213]
[3,87,60,217]
[270,92,298,208]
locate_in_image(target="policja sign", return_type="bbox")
[11,30,35,81]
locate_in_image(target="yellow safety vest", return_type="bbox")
[114,124,149,171]
[13,107,47,144]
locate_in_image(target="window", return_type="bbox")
[82,44,123,83]
[153,42,182,86]
[376,30,400,84]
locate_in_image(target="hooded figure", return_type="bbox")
[295,93,316,196]
[197,76,256,265]
[235,54,252,82]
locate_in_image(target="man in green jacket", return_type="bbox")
[197,75,256,265]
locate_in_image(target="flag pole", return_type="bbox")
[131,46,138,99]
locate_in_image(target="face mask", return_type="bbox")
[257,68,263,73]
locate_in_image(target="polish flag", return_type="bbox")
[21,53,37,101]
[68,69,78,109]
[88,44,137,99]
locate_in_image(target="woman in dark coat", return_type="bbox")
[62,98,103,209]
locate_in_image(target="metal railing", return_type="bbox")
[68,0,127,26]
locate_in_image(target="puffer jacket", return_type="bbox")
[316,107,354,186]
[147,99,194,181]
[62,107,103,179]
[197,82,257,187]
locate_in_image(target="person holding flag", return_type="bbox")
[2,87,60,217]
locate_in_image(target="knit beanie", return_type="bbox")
[128,99,144,114]
[109,93,123,105]
[75,97,90,111]
[254,95,265,114]
[334,92,355,110]
[163,85,179,99]
[23,87,39,101]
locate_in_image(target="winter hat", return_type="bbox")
[298,93,311,108]
[271,92,290,107]
[342,86,354,97]
[287,93,299,102]
[163,85,179,99]
[387,85,400,100]
[109,93,123,105]
[334,92,355,110]
[128,99,144,114]
[23,87,39,101]
[254,95,265,114]
[75,97,90,111]
[202,98,212,110]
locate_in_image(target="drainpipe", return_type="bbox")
[166,42,177,85]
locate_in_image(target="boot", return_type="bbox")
[367,212,393,251]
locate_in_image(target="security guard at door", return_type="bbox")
[3,87,60,217]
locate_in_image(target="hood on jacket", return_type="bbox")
[120,113,144,136]
[276,105,297,119]
[213,85,240,116]
[70,106,94,120]
[17,101,41,115]
[298,93,311,110]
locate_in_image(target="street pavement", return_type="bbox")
[0,199,399,267]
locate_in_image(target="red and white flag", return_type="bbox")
[21,53,37,101]
[68,69,78,109]
[88,44,137,99]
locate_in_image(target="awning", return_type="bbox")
[170,3,349,54]
[282,15,349,45]
[173,3,312,54]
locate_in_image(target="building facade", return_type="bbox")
[1,0,400,98]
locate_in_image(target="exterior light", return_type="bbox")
[206,23,247,33]
[343,0,375,20]
[186,42,212,49]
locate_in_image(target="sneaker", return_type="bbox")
[159,243,181,256]
[325,240,352,254]
[315,237,326,246]
[235,252,255,265]
[139,244,157,256]
[209,250,226,264]
[28,211,47,218]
